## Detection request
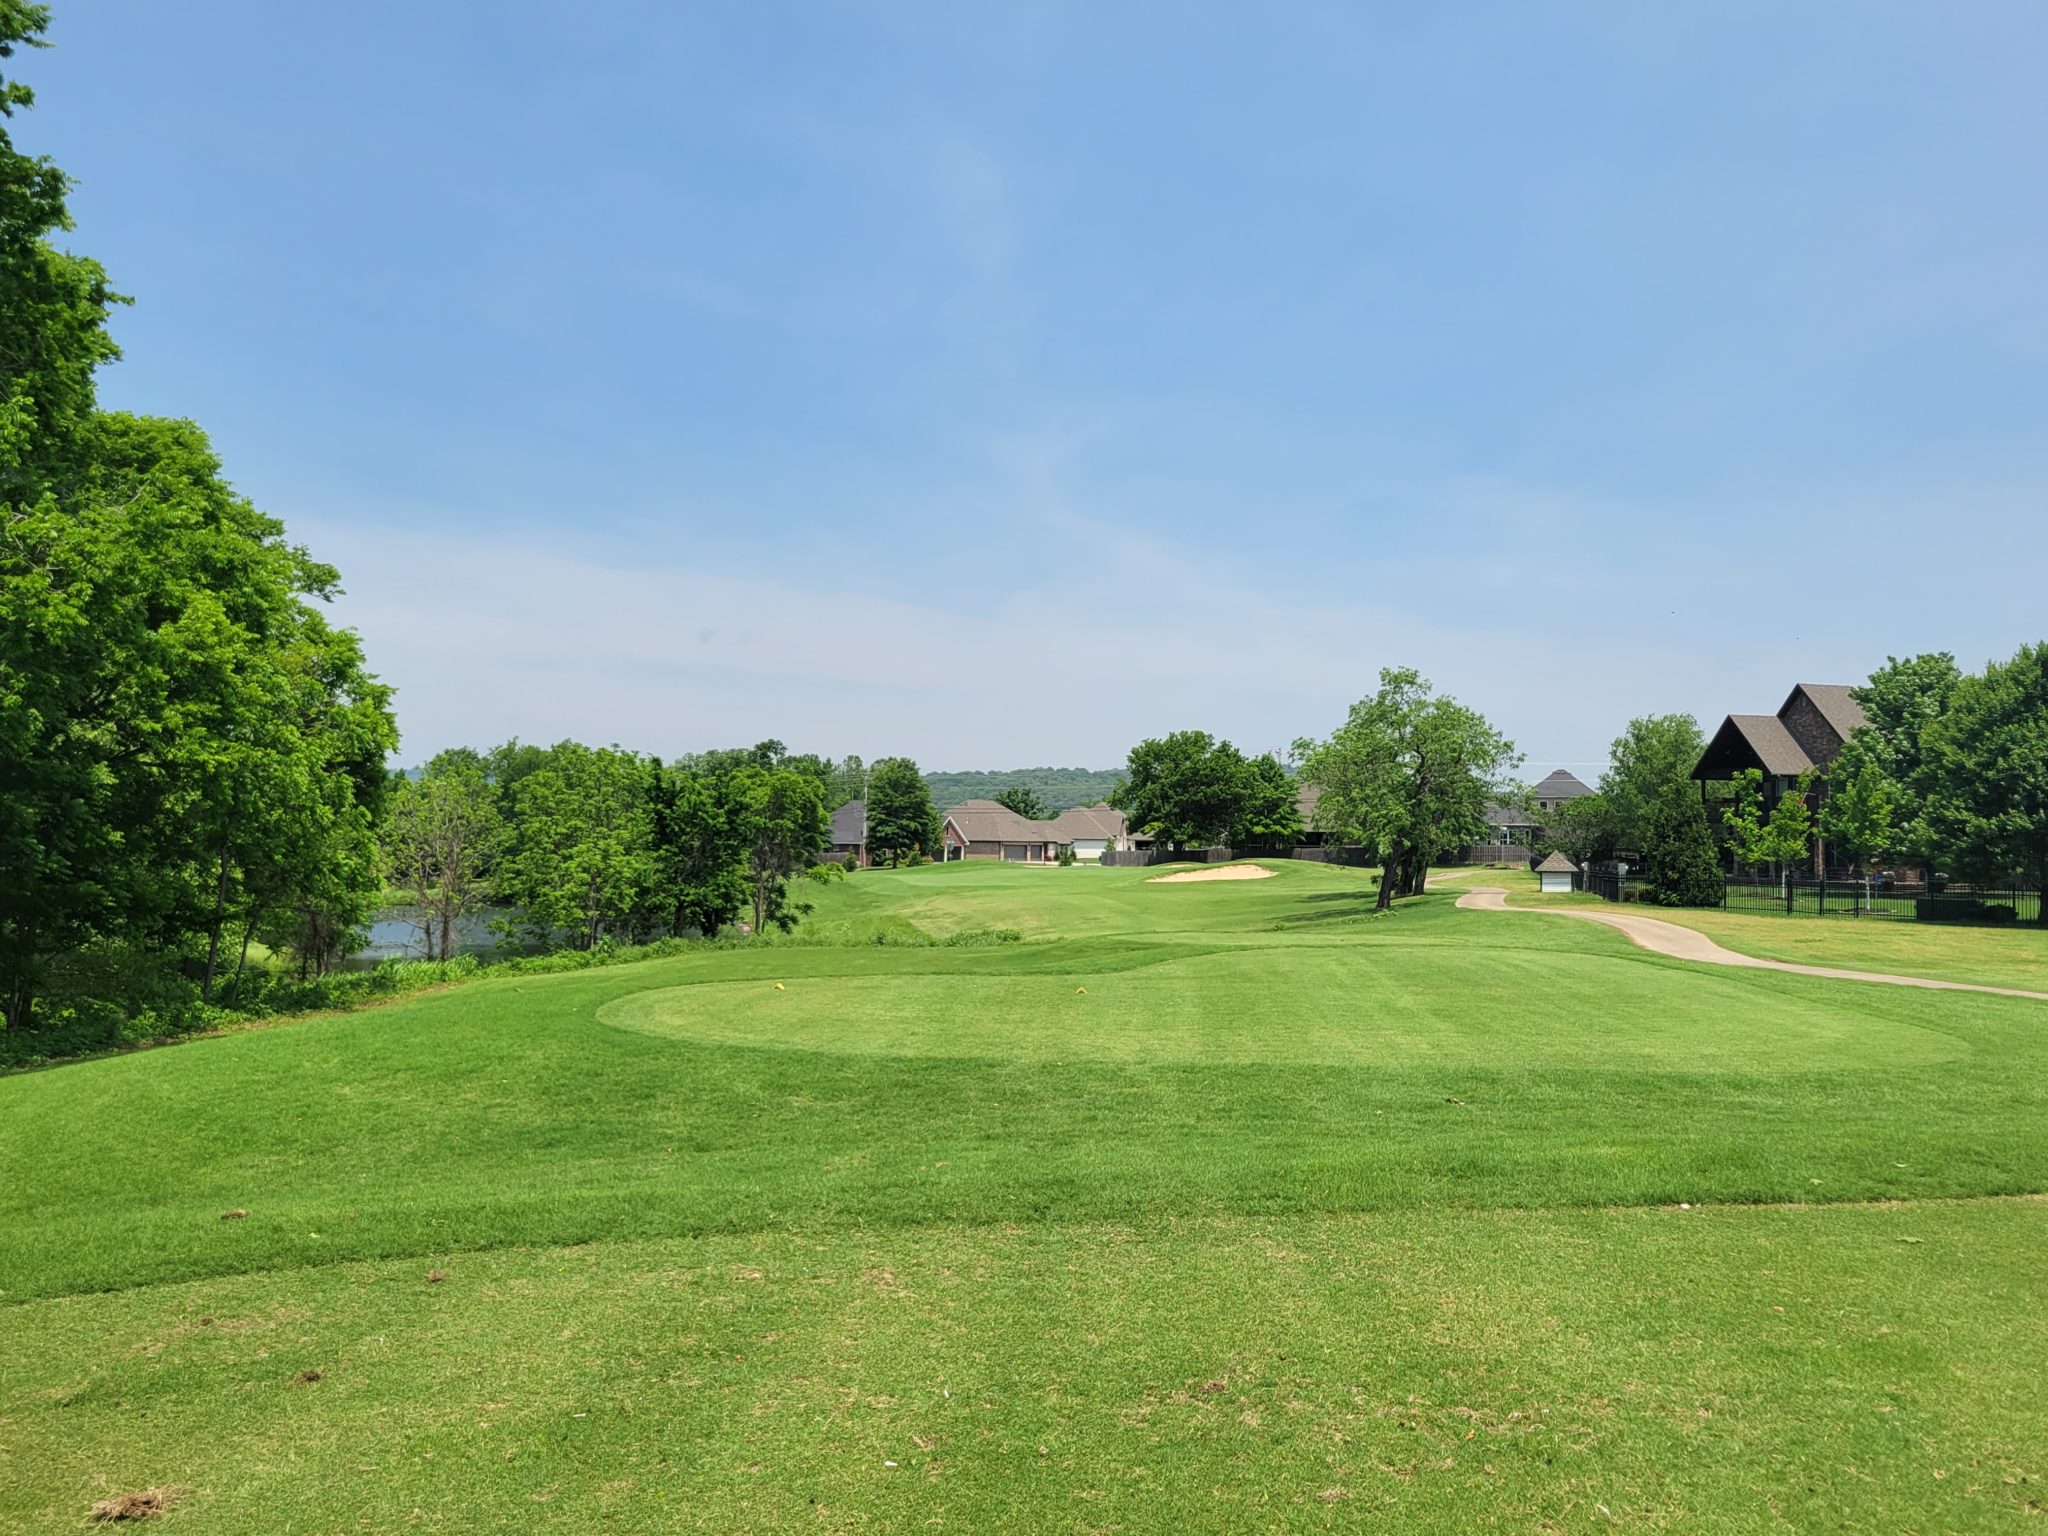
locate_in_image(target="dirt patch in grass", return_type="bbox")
[1146,864,1275,884]
[90,1486,181,1522]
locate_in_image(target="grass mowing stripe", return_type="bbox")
[3,1201,2042,1534]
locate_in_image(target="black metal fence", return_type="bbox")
[1724,877,2040,925]
[1574,864,1656,903]
[1569,867,2042,926]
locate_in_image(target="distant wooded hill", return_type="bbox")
[924,768,1125,812]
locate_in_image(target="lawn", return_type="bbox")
[3,859,2043,1532]
[1486,865,2048,992]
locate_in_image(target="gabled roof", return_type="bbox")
[1535,850,1579,874]
[944,799,1127,844]
[1784,683,1868,743]
[1484,802,1539,829]
[943,800,1060,844]
[1532,769,1593,801]
[828,799,865,845]
[1047,803,1125,840]
[1697,713,1815,779]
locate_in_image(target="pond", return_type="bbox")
[347,906,518,969]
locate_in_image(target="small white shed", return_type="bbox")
[1535,850,1579,894]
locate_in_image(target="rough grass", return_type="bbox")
[3,859,2044,1532]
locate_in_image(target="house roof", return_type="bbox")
[943,799,1127,844]
[1532,769,1594,801]
[1484,802,1539,829]
[943,799,1061,844]
[1785,683,1868,743]
[1535,850,1579,874]
[1694,680,1869,783]
[828,799,865,845]
[1295,783,1321,827]
[1047,804,1125,840]
[1701,713,1815,778]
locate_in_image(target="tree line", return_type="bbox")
[383,740,946,960]
[924,767,1124,815]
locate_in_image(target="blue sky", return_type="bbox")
[28,1,2048,774]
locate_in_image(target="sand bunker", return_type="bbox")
[1146,863,1276,884]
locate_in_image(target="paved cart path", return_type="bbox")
[1455,885,2048,1002]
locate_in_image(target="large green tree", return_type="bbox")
[731,767,833,934]
[646,764,748,939]
[1296,668,1519,910]
[1537,790,1620,864]
[1231,753,1306,846]
[495,744,655,950]
[1597,714,1706,855]
[1920,642,2048,907]
[1111,731,1270,851]
[992,784,1051,821]
[1824,653,1962,870]
[383,751,505,962]
[866,757,942,866]
[0,11,394,1030]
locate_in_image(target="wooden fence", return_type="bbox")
[1098,844,1376,869]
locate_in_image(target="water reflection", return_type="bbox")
[348,906,516,969]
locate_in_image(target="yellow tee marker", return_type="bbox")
[1076,987,1087,995]
[773,982,785,991]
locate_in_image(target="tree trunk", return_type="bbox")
[202,845,231,1003]
[230,911,259,1003]
[1375,858,1397,912]
[1402,845,1427,896]
[3,976,31,1033]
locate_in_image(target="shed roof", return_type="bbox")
[1535,850,1579,874]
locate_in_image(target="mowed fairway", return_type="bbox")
[3,861,2045,1532]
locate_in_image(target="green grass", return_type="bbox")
[4,859,2045,1532]
[1488,865,2048,992]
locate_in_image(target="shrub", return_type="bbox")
[1645,795,1726,907]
